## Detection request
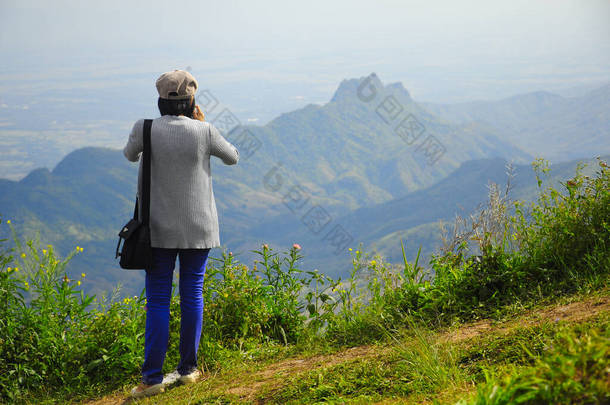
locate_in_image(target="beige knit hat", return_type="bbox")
[156,70,198,100]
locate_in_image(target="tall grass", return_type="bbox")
[0,233,146,403]
[373,158,609,327]
[0,158,607,403]
[459,325,610,404]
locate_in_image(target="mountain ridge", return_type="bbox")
[422,83,610,161]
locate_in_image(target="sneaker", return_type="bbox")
[130,383,164,399]
[162,370,181,386]
[179,368,202,384]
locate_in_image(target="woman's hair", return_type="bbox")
[158,96,195,118]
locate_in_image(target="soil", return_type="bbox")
[442,295,610,343]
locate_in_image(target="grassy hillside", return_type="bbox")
[0,157,607,404]
[92,295,609,405]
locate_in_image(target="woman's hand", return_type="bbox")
[193,105,205,121]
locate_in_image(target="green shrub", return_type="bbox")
[0,225,315,402]
[201,245,307,347]
[385,158,610,326]
[516,158,610,290]
[0,223,146,403]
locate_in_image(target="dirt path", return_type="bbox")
[82,294,610,405]
[224,343,394,402]
[442,294,610,344]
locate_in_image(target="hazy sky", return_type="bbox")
[1,0,609,105]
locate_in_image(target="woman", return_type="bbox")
[123,70,239,398]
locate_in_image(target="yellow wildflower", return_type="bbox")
[81,273,86,278]
[223,292,228,298]
[6,220,10,224]
[24,281,29,289]
[355,251,360,254]
[14,267,18,272]
[370,260,377,266]
[6,267,12,273]
[43,249,47,255]
[21,253,26,258]
[77,280,81,286]
[348,248,352,251]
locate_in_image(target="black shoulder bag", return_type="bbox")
[115,119,153,270]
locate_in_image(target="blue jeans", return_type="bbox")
[142,247,211,385]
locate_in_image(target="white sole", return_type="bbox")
[130,383,165,398]
[179,371,201,384]
[162,371,181,386]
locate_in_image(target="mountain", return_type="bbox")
[422,84,610,162]
[1,73,538,296]
[215,73,532,249]
[213,73,531,224]
[0,147,143,294]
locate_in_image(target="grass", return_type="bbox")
[0,158,608,404]
[123,293,609,405]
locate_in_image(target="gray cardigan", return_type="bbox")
[123,115,239,249]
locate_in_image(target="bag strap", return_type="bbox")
[133,196,139,219]
[141,119,152,226]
